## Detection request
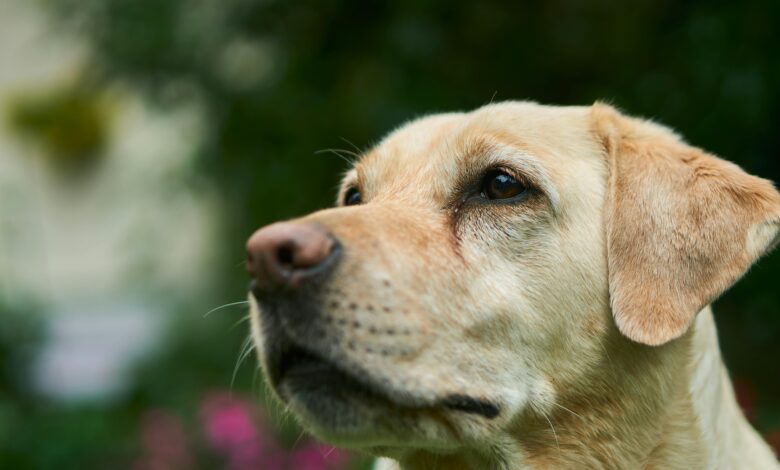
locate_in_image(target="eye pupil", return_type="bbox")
[344,187,361,206]
[483,171,525,200]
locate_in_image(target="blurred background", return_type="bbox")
[0,0,778,468]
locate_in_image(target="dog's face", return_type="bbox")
[247,102,780,459]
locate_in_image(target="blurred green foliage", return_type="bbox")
[57,0,780,382]
[6,85,110,175]
[48,0,780,245]
[3,0,779,466]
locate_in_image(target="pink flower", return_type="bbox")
[200,391,280,470]
[199,390,354,469]
[134,409,194,470]
[289,442,351,470]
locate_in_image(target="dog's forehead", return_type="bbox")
[355,102,597,205]
[355,113,464,203]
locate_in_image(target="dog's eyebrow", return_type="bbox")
[502,150,561,211]
[341,168,358,187]
[458,138,561,212]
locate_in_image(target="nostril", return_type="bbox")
[277,244,295,267]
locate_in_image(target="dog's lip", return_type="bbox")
[269,339,399,402]
[272,342,388,402]
[267,337,501,419]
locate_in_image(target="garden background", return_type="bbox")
[1,0,779,468]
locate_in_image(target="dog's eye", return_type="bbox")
[344,187,362,206]
[481,170,526,200]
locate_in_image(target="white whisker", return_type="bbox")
[292,430,307,449]
[314,147,361,165]
[339,137,364,156]
[203,300,250,318]
[230,313,252,330]
[542,412,561,456]
[230,336,256,391]
[551,402,585,420]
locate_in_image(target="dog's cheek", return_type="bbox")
[460,220,610,407]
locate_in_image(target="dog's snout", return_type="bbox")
[247,221,339,294]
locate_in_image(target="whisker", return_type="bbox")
[542,412,561,456]
[230,313,252,330]
[204,300,250,318]
[314,148,359,165]
[339,137,363,156]
[230,336,256,391]
[551,402,585,420]
[292,430,307,449]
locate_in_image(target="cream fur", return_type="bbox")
[249,101,779,469]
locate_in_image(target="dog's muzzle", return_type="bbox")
[246,219,501,423]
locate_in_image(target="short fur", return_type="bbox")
[249,101,780,469]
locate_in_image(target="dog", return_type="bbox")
[246,101,780,469]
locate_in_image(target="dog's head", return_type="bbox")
[247,102,780,459]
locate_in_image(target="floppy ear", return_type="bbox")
[591,103,780,346]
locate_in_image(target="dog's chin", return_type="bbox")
[264,341,421,446]
[273,345,400,442]
[264,342,503,450]
[279,374,404,447]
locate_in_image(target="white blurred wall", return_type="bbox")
[0,0,220,403]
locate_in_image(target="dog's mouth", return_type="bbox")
[267,337,500,420]
[273,343,387,401]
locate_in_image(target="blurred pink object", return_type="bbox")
[199,390,353,469]
[289,442,351,470]
[200,391,274,470]
[135,409,194,470]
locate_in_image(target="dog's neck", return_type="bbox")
[389,308,776,470]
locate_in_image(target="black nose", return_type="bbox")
[246,221,340,295]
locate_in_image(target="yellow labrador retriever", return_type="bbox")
[246,102,780,469]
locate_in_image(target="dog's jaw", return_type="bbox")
[248,291,515,451]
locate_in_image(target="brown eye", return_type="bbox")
[481,170,526,200]
[344,187,361,206]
